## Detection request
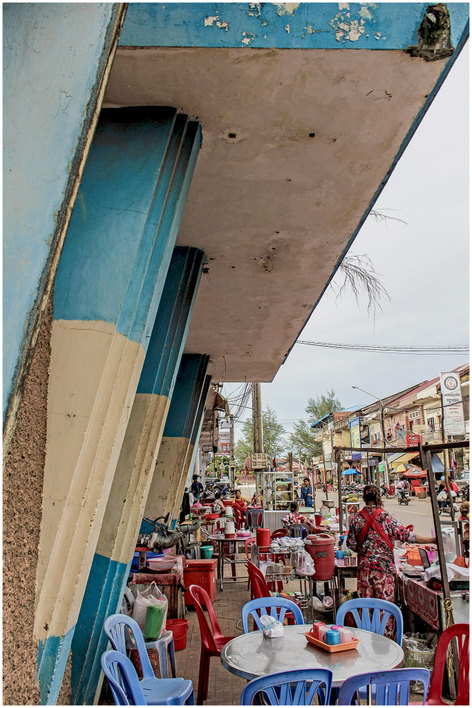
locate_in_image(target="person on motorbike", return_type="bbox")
[396,476,410,502]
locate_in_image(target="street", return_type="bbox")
[238,484,438,537]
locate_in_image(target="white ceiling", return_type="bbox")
[104,46,445,382]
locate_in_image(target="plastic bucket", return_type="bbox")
[166,619,189,651]
[304,534,335,580]
[200,545,214,559]
[256,527,271,550]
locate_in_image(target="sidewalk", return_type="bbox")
[175,573,248,705]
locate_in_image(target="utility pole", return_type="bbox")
[440,390,451,474]
[252,382,264,455]
[229,414,235,488]
[252,382,264,497]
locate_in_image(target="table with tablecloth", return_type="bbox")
[132,560,187,618]
[397,572,469,631]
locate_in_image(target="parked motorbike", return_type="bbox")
[398,489,410,505]
[138,513,184,553]
[381,485,394,499]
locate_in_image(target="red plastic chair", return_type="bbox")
[246,561,271,600]
[271,528,289,539]
[233,504,246,530]
[426,623,469,705]
[188,584,235,704]
[245,562,299,626]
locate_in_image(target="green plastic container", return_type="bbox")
[143,603,166,640]
[200,545,214,559]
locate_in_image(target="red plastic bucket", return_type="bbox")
[256,527,271,550]
[304,534,335,580]
[166,619,188,651]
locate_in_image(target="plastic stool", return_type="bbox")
[145,629,176,678]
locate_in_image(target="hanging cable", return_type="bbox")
[297,341,468,355]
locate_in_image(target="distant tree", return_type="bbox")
[305,390,342,422]
[289,390,342,461]
[234,407,286,468]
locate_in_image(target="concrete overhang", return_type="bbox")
[104,3,469,383]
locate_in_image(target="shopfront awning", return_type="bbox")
[431,453,444,473]
[388,452,419,466]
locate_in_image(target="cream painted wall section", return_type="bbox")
[35,319,145,640]
[96,392,171,563]
[145,436,190,519]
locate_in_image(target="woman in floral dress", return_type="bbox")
[346,484,435,636]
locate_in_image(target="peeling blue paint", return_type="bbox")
[120,3,468,50]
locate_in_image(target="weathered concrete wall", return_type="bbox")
[3,304,52,705]
[120,2,469,49]
[3,2,126,449]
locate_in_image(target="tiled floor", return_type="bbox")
[174,567,252,706]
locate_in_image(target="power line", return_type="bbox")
[297,341,469,355]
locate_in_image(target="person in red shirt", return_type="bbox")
[232,489,249,529]
[448,477,459,495]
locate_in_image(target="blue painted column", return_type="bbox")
[70,247,205,704]
[172,374,212,519]
[35,108,201,704]
[145,354,210,521]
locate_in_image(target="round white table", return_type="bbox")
[220,624,404,687]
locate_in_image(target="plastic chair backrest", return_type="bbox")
[101,649,146,705]
[337,668,431,705]
[290,523,305,538]
[188,584,224,653]
[241,668,332,705]
[242,597,304,633]
[246,561,271,599]
[335,598,403,646]
[271,528,288,539]
[103,613,155,680]
[427,623,469,705]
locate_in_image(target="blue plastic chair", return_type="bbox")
[336,668,431,705]
[104,613,176,679]
[103,615,193,705]
[241,668,332,705]
[101,650,195,705]
[335,598,403,646]
[242,597,304,633]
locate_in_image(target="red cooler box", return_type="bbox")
[183,559,218,606]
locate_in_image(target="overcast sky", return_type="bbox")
[225,41,469,441]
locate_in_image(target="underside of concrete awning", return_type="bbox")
[104,2,469,384]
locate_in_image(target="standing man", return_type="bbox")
[190,474,204,501]
[300,477,314,508]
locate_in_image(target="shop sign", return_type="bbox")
[218,426,230,454]
[440,372,465,435]
[406,432,422,447]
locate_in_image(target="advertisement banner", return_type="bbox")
[440,372,465,436]
[350,416,361,449]
[218,425,231,454]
